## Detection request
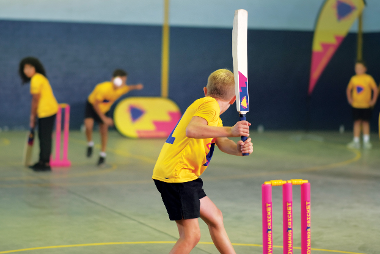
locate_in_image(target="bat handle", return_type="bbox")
[239,114,249,156]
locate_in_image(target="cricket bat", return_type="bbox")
[232,9,249,156]
[23,128,35,166]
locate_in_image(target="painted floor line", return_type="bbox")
[0,241,364,254]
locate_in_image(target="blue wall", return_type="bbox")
[1,19,380,131]
[0,20,162,129]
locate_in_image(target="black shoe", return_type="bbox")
[29,162,51,172]
[87,146,93,157]
[29,162,41,170]
[97,156,105,166]
[34,165,51,172]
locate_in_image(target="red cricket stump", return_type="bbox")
[262,179,310,254]
[50,104,71,167]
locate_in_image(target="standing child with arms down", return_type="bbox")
[346,61,378,149]
[19,57,59,172]
[152,69,253,254]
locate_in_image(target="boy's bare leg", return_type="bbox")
[200,196,236,254]
[84,118,94,142]
[353,120,362,138]
[362,121,370,135]
[170,219,200,254]
[99,123,108,152]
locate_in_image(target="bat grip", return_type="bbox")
[239,114,249,156]
[29,128,35,138]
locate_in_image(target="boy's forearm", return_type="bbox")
[186,124,232,139]
[346,89,352,103]
[93,102,107,120]
[216,138,241,156]
[372,87,379,103]
[128,84,143,91]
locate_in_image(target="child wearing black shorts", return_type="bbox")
[346,61,378,149]
[84,69,143,165]
[152,69,253,254]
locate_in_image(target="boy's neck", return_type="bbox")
[212,97,230,115]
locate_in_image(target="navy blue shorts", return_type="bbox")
[154,178,207,221]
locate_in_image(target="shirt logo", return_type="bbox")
[356,86,364,94]
[203,139,216,166]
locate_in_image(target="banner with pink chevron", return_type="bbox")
[309,0,365,95]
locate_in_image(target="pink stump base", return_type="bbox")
[50,160,71,167]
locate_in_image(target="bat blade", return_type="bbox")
[232,9,249,156]
[23,128,35,166]
[232,9,249,114]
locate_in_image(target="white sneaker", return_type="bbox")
[363,142,372,149]
[347,141,360,149]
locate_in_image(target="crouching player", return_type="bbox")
[152,69,253,254]
[84,69,143,166]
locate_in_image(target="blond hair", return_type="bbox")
[206,69,235,101]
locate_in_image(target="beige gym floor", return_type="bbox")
[0,131,379,254]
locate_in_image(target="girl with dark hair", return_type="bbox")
[19,57,59,171]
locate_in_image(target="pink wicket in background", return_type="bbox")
[50,104,71,167]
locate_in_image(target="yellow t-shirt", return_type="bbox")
[30,73,58,118]
[87,82,130,113]
[347,74,377,108]
[152,97,223,183]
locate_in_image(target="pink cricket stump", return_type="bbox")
[262,183,273,254]
[62,105,70,164]
[301,183,311,254]
[283,182,293,254]
[50,104,71,167]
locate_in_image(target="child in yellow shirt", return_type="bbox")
[84,69,143,166]
[152,69,253,254]
[346,61,378,149]
[19,57,59,171]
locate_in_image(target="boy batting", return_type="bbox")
[152,69,253,254]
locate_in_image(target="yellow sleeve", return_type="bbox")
[217,118,223,127]
[347,77,354,90]
[122,86,130,94]
[193,101,219,125]
[30,75,42,94]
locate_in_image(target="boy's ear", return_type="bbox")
[203,87,207,96]
[229,95,236,105]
